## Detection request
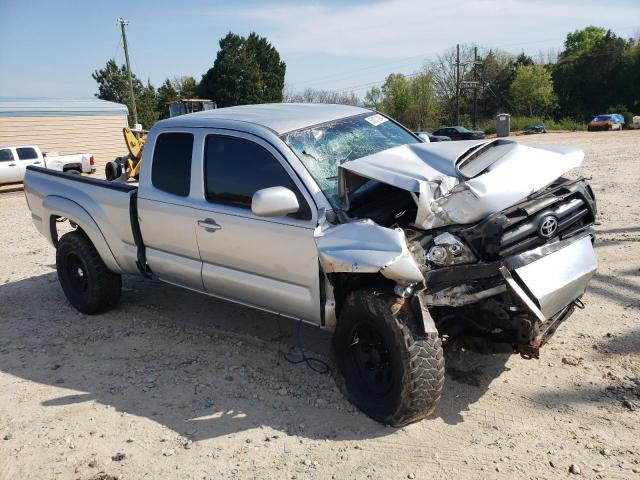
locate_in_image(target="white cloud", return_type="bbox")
[219,0,638,58]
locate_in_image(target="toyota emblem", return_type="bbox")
[538,215,558,238]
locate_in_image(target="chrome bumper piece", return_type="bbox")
[501,233,597,321]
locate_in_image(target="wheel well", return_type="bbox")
[328,272,396,319]
[50,215,83,247]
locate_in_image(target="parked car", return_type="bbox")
[24,104,597,427]
[523,124,547,135]
[587,114,623,131]
[0,145,94,185]
[432,126,485,140]
[415,131,451,142]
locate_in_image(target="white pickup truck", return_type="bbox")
[0,145,94,185]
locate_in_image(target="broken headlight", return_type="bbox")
[426,232,476,266]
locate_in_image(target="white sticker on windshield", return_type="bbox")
[364,114,388,126]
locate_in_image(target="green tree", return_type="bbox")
[553,30,636,118]
[156,76,199,118]
[381,74,410,122]
[564,26,607,55]
[405,72,439,130]
[175,76,197,98]
[157,78,179,116]
[92,59,159,128]
[363,86,383,110]
[245,33,286,102]
[197,32,285,107]
[138,80,160,129]
[510,64,556,116]
[475,50,516,117]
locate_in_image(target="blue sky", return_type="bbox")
[0,0,638,99]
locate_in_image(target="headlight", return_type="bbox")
[426,233,476,266]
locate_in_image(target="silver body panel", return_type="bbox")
[314,218,424,284]
[510,235,597,319]
[157,103,372,135]
[339,139,584,229]
[137,125,322,324]
[23,169,139,275]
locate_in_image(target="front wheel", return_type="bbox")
[56,230,122,314]
[333,289,445,427]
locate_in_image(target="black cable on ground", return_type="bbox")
[282,318,330,374]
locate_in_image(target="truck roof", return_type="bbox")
[157,103,372,135]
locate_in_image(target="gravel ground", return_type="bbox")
[0,130,639,480]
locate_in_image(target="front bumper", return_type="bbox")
[423,231,597,357]
[502,233,597,321]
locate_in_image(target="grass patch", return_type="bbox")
[478,116,586,134]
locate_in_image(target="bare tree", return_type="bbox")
[283,87,360,105]
[428,44,477,124]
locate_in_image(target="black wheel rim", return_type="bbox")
[349,323,393,396]
[66,253,89,295]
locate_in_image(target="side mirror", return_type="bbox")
[251,186,300,217]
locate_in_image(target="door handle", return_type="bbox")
[197,218,222,232]
[8,163,16,166]
[33,161,42,164]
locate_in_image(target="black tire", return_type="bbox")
[333,289,445,427]
[56,230,121,314]
[105,161,122,181]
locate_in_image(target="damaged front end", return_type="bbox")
[316,139,598,358]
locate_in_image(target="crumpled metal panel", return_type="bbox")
[513,235,597,318]
[339,140,584,229]
[314,218,424,284]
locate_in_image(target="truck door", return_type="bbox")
[0,148,21,183]
[193,132,321,324]
[16,147,43,179]
[137,131,205,292]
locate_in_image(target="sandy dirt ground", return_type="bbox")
[0,130,638,480]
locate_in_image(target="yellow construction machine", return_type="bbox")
[104,126,146,181]
[105,98,214,182]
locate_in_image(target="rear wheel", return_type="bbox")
[56,231,121,314]
[333,289,445,427]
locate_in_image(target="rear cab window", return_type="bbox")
[0,149,14,162]
[16,147,38,160]
[151,132,194,196]
[204,135,311,220]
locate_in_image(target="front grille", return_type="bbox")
[499,196,591,256]
[458,178,597,261]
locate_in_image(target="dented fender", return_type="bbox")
[314,217,424,285]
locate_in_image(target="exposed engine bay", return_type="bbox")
[314,139,598,357]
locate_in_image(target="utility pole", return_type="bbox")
[472,46,478,129]
[455,43,460,126]
[118,17,138,126]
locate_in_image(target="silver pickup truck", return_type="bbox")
[24,104,597,427]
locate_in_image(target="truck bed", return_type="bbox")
[23,166,142,275]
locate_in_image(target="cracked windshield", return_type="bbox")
[284,113,419,207]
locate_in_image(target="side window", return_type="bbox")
[0,149,14,162]
[16,147,38,160]
[151,132,193,197]
[205,135,311,220]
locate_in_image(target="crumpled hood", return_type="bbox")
[339,139,584,229]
